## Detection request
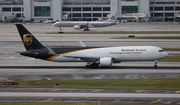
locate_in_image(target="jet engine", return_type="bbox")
[73,25,81,29]
[99,57,112,66]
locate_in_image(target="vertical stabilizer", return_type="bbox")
[106,11,118,22]
[15,24,45,51]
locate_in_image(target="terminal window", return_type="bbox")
[154,13,163,17]
[2,7,11,12]
[93,7,102,11]
[63,7,71,11]
[165,7,174,11]
[150,13,153,17]
[34,6,50,17]
[165,13,174,16]
[83,7,91,11]
[176,7,180,10]
[122,6,138,14]
[103,7,110,11]
[150,7,153,11]
[73,13,81,17]
[103,13,109,17]
[73,7,81,11]
[154,7,163,11]
[83,13,91,17]
[12,7,21,12]
[16,13,21,17]
[93,13,102,17]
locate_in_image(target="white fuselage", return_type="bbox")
[50,46,168,62]
[52,21,116,28]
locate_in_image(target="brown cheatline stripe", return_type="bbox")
[47,55,59,61]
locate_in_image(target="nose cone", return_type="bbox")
[163,52,169,58]
[165,52,169,57]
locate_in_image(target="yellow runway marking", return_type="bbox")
[136,90,146,93]
[43,98,53,102]
[141,76,146,78]
[4,78,11,81]
[46,77,52,80]
[92,89,103,92]
[175,91,180,94]
[94,76,100,79]
[153,99,162,103]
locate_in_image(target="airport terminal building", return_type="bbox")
[0,0,180,22]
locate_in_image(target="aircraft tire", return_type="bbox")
[154,65,157,68]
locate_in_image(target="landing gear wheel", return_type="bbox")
[85,63,99,68]
[84,28,89,31]
[154,60,158,68]
[90,63,99,68]
[85,65,90,68]
[58,27,64,33]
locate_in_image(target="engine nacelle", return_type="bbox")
[73,25,81,29]
[100,57,113,66]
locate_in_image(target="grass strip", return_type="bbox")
[1,78,180,90]
[159,56,180,62]
[163,48,180,51]
[0,102,177,105]
[47,31,180,34]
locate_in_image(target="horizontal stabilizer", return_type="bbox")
[45,45,57,55]
[16,51,39,55]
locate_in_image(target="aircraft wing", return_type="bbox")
[63,55,115,62]
[64,55,100,61]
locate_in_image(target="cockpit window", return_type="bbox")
[159,50,165,52]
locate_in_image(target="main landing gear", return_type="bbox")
[85,63,99,68]
[84,28,89,31]
[58,27,63,33]
[154,60,158,68]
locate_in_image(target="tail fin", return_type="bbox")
[15,24,45,51]
[106,11,118,22]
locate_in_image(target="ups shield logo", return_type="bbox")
[23,34,33,46]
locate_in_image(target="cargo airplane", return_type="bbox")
[52,11,119,31]
[16,24,168,68]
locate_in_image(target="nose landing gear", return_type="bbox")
[154,60,158,68]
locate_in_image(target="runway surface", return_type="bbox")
[0,61,180,81]
[0,92,180,103]
[1,92,180,98]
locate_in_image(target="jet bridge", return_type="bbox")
[121,13,150,22]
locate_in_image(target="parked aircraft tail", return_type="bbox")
[15,24,45,51]
[106,11,118,22]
